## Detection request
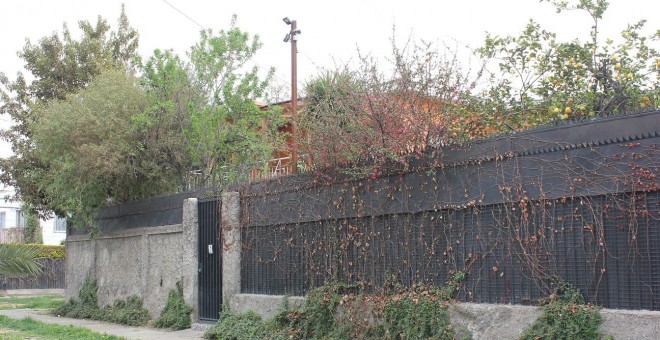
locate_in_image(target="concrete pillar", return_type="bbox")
[182,198,199,322]
[221,192,241,308]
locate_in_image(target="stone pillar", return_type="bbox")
[182,198,199,322]
[221,192,241,308]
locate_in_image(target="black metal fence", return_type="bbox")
[0,258,65,290]
[242,192,660,310]
[71,191,203,236]
[198,198,222,322]
[240,110,660,311]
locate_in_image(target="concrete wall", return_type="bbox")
[65,198,198,319]
[451,303,660,340]
[62,187,660,337]
[221,192,240,310]
[229,293,660,340]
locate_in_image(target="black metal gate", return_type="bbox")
[198,198,222,322]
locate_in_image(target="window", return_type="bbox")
[54,216,67,233]
[0,212,5,228]
[16,210,25,228]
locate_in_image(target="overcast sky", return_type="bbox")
[1,0,657,89]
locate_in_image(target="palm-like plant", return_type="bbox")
[0,244,42,277]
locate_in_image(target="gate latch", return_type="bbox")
[208,244,214,255]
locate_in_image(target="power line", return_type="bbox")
[302,51,321,71]
[161,0,206,30]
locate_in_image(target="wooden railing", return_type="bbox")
[0,227,23,244]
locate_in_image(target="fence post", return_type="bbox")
[182,198,199,322]
[221,192,241,309]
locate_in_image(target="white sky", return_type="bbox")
[1,0,657,90]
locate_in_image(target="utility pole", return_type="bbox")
[283,17,300,174]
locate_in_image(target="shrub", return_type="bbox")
[297,283,346,338]
[204,311,272,340]
[22,208,43,244]
[11,244,65,259]
[521,280,605,340]
[53,277,98,319]
[154,279,193,330]
[273,274,464,339]
[382,294,454,339]
[52,276,150,327]
[97,295,150,327]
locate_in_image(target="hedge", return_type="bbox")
[20,244,66,259]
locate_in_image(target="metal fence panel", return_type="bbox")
[0,258,65,290]
[198,198,222,322]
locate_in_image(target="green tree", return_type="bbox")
[0,244,41,277]
[3,10,284,227]
[140,50,193,189]
[478,0,659,128]
[31,68,175,228]
[142,16,284,187]
[186,16,282,184]
[0,6,139,218]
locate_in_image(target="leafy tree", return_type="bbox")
[477,0,659,128]
[1,8,281,227]
[139,49,194,189]
[143,16,284,187]
[0,6,139,218]
[31,68,176,227]
[186,16,283,184]
[0,244,42,277]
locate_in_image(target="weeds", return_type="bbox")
[521,279,606,340]
[206,273,467,339]
[53,277,98,319]
[204,310,274,340]
[52,276,150,327]
[96,295,150,327]
[154,279,193,330]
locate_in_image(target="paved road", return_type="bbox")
[0,309,205,340]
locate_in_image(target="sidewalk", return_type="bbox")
[0,309,205,340]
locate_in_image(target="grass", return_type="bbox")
[0,295,65,310]
[0,315,125,339]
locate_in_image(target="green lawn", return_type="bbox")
[0,295,64,310]
[0,315,125,340]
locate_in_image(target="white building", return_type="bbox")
[0,119,66,245]
[0,183,66,245]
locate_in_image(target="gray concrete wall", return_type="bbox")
[65,198,199,319]
[182,198,199,323]
[64,238,96,301]
[229,293,660,340]
[221,192,240,309]
[229,294,305,319]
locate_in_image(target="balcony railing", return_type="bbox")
[183,155,311,191]
[0,227,24,244]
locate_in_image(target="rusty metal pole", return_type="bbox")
[290,20,299,174]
